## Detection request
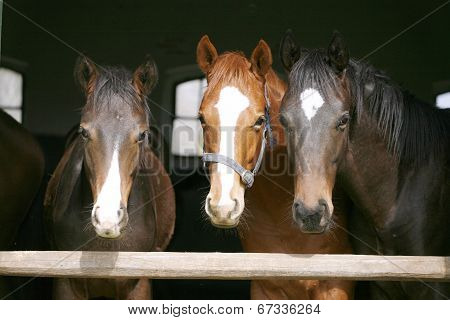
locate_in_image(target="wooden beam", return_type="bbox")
[0,251,448,281]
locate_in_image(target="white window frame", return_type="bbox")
[0,57,27,123]
[436,92,450,109]
[433,80,450,110]
[161,65,207,163]
[171,78,206,157]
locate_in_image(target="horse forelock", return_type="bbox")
[206,52,261,96]
[83,66,150,122]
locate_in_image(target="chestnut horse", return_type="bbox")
[196,35,353,299]
[0,110,44,297]
[279,31,450,299]
[44,56,175,299]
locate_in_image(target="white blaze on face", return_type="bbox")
[215,86,249,206]
[300,88,324,121]
[92,144,122,229]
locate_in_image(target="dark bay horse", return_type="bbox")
[44,56,175,299]
[196,35,354,299]
[280,31,450,299]
[0,110,44,297]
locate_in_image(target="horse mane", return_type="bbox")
[207,51,258,92]
[290,49,450,166]
[85,66,149,116]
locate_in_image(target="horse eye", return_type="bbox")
[138,130,148,143]
[279,114,287,127]
[78,126,90,139]
[337,113,350,131]
[253,116,265,128]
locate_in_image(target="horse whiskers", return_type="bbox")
[276,202,294,227]
[199,198,218,232]
[321,214,340,241]
[220,226,240,239]
[88,226,142,250]
[83,201,95,207]
[237,209,251,235]
[326,224,339,241]
[198,214,240,239]
[127,199,138,208]
[82,220,94,233]
[81,214,92,223]
[197,198,244,239]
[197,185,211,191]
[80,208,93,215]
[122,220,135,234]
[199,198,210,223]
[278,211,292,227]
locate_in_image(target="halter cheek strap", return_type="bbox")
[202,84,273,188]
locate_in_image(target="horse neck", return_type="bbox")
[341,96,450,232]
[265,69,287,146]
[339,111,400,230]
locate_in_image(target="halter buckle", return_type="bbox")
[242,170,255,188]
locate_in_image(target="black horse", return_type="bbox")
[44,56,175,299]
[0,110,45,297]
[279,30,450,299]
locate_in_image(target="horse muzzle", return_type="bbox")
[92,206,129,239]
[292,199,331,234]
[205,196,242,228]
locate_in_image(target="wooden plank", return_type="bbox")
[0,251,448,281]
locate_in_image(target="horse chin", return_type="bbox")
[95,228,122,239]
[299,225,327,234]
[210,218,240,229]
[296,220,329,234]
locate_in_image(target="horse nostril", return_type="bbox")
[205,197,213,213]
[231,198,239,211]
[93,207,100,225]
[293,201,304,217]
[228,198,241,220]
[117,208,124,220]
[318,199,329,215]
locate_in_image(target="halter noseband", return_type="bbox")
[202,84,273,188]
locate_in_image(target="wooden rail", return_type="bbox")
[0,251,448,281]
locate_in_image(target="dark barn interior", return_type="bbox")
[1,0,449,299]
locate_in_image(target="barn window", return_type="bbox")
[0,67,23,123]
[436,92,450,109]
[171,78,206,156]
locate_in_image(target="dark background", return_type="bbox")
[3,0,450,135]
[1,0,449,299]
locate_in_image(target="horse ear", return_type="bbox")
[280,29,301,72]
[327,31,349,74]
[250,39,273,78]
[74,55,98,95]
[133,55,158,96]
[197,35,218,74]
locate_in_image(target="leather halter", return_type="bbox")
[202,84,273,188]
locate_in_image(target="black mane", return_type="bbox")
[289,49,450,166]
